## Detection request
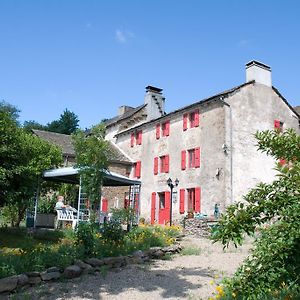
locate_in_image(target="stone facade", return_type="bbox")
[104,61,300,224]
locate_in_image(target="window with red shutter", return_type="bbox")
[274,120,280,129]
[181,150,186,170]
[188,149,195,168]
[195,187,201,212]
[130,132,135,147]
[190,111,195,128]
[156,124,160,139]
[179,189,185,214]
[164,155,169,173]
[194,109,199,127]
[162,120,170,137]
[136,130,142,145]
[183,114,188,131]
[195,147,200,168]
[154,157,158,175]
[165,120,170,136]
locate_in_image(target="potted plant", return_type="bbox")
[36,195,57,228]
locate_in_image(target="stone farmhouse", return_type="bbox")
[104,61,300,224]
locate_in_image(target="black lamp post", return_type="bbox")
[167,177,179,226]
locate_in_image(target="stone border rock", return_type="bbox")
[0,244,183,295]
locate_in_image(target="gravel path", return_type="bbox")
[11,236,252,300]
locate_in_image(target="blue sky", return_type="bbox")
[1,0,299,128]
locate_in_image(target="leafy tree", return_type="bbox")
[0,110,62,226]
[72,124,109,210]
[0,100,20,121]
[47,109,79,134]
[212,128,300,299]
[23,120,46,132]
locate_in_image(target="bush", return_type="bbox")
[74,222,95,256]
[100,221,124,243]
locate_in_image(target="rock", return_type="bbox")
[0,276,18,293]
[28,276,41,285]
[46,266,61,273]
[85,258,104,267]
[40,271,61,281]
[151,249,165,259]
[25,271,40,277]
[103,256,126,268]
[17,274,29,286]
[63,265,82,279]
[74,259,93,269]
[82,264,94,275]
[133,250,144,258]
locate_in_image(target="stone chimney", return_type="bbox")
[246,60,272,87]
[144,86,165,121]
[118,105,134,116]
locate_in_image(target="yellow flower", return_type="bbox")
[232,292,237,298]
[209,280,215,285]
[215,286,224,296]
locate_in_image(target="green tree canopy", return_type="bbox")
[0,110,63,226]
[212,128,300,299]
[47,108,79,134]
[72,124,109,206]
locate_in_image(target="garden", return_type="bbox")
[0,221,181,279]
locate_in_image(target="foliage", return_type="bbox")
[74,222,96,256]
[72,123,109,206]
[211,129,300,299]
[100,221,125,243]
[0,224,181,278]
[38,194,57,214]
[0,100,20,121]
[47,108,79,134]
[23,120,46,132]
[0,110,62,226]
[111,207,136,231]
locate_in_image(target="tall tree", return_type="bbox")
[0,100,20,121]
[72,124,109,209]
[0,110,62,226]
[23,120,46,132]
[47,109,79,134]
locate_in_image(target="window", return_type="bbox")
[274,119,283,132]
[156,120,170,139]
[186,147,200,169]
[130,130,142,147]
[154,155,169,174]
[162,120,170,136]
[158,192,165,209]
[183,109,200,130]
[187,187,201,212]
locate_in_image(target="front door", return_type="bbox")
[158,191,171,225]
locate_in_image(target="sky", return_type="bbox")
[1,0,300,129]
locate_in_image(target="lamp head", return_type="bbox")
[175,178,179,186]
[167,177,172,187]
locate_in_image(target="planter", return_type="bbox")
[187,212,194,219]
[35,213,56,228]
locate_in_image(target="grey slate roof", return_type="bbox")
[104,104,146,127]
[32,130,75,156]
[32,129,132,164]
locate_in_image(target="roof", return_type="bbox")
[104,104,146,127]
[32,129,132,164]
[32,129,75,156]
[294,106,300,115]
[115,81,255,137]
[43,167,140,186]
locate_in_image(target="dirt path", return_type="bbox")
[11,236,251,300]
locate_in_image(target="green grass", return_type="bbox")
[180,245,201,256]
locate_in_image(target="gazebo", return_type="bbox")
[33,167,141,228]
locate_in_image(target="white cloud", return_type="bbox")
[115,29,135,44]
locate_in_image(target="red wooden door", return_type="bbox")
[158,193,165,224]
[151,192,156,224]
[165,191,171,225]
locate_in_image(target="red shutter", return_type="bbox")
[274,120,280,129]
[156,124,160,139]
[195,147,200,168]
[135,161,141,178]
[154,157,158,175]
[136,131,142,145]
[151,192,156,224]
[179,189,185,214]
[165,120,170,136]
[165,191,171,224]
[194,109,199,127]
[183,113,188,131]
[279,158,286,166]
[181,150,186,170]
[130,132,135,147]
[195,187,201,212]
[102,198,108,212]
[164,155,169,173]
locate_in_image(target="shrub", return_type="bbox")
[74,222,95,256]
[100,221,124,243]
